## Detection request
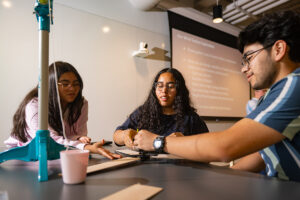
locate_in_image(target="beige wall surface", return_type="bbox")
[0,0,170,146]
[0,0,239,147]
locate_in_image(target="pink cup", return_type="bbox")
[60,149,90,184]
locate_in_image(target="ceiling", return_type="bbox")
[152,0,300,29]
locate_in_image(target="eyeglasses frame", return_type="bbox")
[241,43,274,69]
[154,82,177,91]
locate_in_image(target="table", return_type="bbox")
[0,146,299,200]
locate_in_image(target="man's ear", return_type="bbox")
[272,40,288,62]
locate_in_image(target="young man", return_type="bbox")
[134,11,300,182]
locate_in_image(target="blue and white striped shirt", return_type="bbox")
[247,67,300,182]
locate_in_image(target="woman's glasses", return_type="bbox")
[58,81,80,89]
[155,82,177,91]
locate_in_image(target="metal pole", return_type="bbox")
[0,0,66,182]
[38,30,49,130]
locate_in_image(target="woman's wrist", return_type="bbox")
[84,144,91,150]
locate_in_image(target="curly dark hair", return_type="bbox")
[238,10,300,63]
[11,61,84,142]
[133,68,195,133]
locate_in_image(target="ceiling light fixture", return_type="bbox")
[2,0,12,8]
[213,0,223,23]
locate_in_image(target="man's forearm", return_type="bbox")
[164,133,227,163]
[231,152,265,172]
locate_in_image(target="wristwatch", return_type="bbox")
[153,136,165,153]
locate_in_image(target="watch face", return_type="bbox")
[154,140,162,148]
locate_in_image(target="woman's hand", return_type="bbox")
[133,130,158,151]
[84,139,122,160]
[77,136,91,144]
[123,129,138,149]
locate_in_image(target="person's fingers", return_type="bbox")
[131,145,139,151]
[130,131,137,139]
[133,139,137,146]
[79,136,92,144]
[111,153,122,159]
[125,138,133,145]
[175,132,184,137]
[133,134,139,142]
[97,147,122,159]
[124,136,134,148]
[95,140,105,146]
[125,142,134,149]
[98,148,114,159]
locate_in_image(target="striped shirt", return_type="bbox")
[247,67,300,181]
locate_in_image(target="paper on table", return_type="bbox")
[100,183,163,200]
[151,154,183,159]
[87,157,140,174]
[115,149,140,156]
[116,149,183,160]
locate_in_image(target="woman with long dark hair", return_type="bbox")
[113,67,208,149]
[5,61,120,159]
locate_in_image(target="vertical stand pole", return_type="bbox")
[36,0,52,182]
[0,0,66,182]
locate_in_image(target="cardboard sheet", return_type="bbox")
[100,183,163,200]
[116,149,183,160]
[87,157,140,174]
[115,149,140,156]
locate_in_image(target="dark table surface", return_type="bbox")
[0,145,299,200]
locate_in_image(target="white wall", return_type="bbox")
[0,0,170,146]
[0,0,237,147]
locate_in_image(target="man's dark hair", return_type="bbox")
[238,10,300,63]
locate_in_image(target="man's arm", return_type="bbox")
[135,118,285,163]
[165,118,285,162]
[231,152,266,173]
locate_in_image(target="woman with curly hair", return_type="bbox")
[113,67,208,149]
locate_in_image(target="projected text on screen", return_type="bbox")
[173,28,249,117]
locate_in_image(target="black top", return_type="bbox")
[116,108,209,136]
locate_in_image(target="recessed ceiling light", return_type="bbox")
[102,26,110,33]
[2,0,12,8]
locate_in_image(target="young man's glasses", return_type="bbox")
[155,82,177,91]
[58,81,81,89]
[241,44,273,68]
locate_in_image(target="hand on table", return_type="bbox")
[133,130,158,151]
[84,139,122,160]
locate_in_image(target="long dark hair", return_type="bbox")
[11,61,84,142]
[134,68,195,133]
